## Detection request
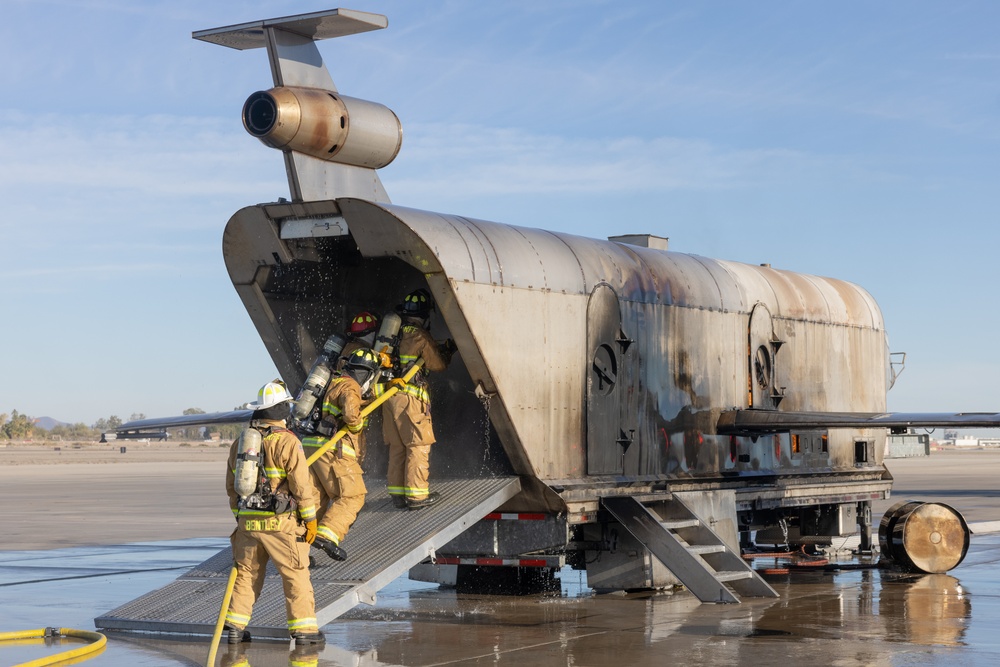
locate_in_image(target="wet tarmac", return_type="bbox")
[2,530,999,666]
[2,449,998,666]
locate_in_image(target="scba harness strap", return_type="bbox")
[238,426,298,521]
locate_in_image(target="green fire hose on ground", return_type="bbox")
[206,359,425,666]
[0,627,107,667]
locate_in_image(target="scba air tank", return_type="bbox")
[291,333,346,420]
[374,312,401,356]
[234,427,263,499]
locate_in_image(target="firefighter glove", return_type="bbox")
[304,519,318,544]
[390,378,407,390]
[439,339,457,362]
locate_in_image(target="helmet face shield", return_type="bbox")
[346,367,376,395]
[344,348,381,395]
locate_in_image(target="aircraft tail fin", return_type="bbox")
[194,9,394,203]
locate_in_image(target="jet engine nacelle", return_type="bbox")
[242,86,402,169]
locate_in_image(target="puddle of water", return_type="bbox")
[2,536,999,666]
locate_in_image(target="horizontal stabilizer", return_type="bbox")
[193,9,386,51]
[717,409,1000,435]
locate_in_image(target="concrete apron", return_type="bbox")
[1,531,999,666]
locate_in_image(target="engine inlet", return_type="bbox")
[243,91,278,137]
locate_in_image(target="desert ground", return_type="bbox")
[0,440,234,550]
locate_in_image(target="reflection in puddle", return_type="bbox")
[3,535,995,666]
[880,573,969,646]
[95,567,978,666]
[743,568,969,647]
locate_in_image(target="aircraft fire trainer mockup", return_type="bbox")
[97,9,1000,639]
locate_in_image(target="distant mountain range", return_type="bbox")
[32,416,68,431]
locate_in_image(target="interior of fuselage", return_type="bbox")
[253,232,513,482]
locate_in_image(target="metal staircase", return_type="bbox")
[602,495,777,603]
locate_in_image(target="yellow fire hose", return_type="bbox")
[205,359,425,665]
[305,358,425,466]
[205,565,239,667]
[0,627,106,667]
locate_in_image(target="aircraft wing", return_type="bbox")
[122,409,1000,438]
[717,409,1000,436]
[116,410,254,437]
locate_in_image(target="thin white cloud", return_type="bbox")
[943,53,1000,61]
[0,262,174,280]
[0,111,281,200]
[385,122,866,199]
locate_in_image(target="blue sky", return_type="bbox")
[1,1,998,426]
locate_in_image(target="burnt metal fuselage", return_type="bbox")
[224,198,890,520]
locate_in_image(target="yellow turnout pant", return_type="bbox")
[308,441,367,545]
[382,392,435,501]
[226,512,318,635]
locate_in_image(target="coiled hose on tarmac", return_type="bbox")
[0,627,106,667]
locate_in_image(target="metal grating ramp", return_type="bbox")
[96,476,521,638]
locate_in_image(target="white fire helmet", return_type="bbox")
[248,379,292,409]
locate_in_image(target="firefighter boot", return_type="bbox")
[391,496,407,509]
[225,625,251,644]
[407,492,441,510]
[292,630,326,646]
[314,537,347,561]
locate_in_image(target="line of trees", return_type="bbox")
[0,410,138,441]
[0,410,35,440]
[1,409,243,443]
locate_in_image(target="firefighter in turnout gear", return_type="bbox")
[224,380,324,646]
[331,312,382,488]
[301,348,381,561]
[379,288,455,509]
